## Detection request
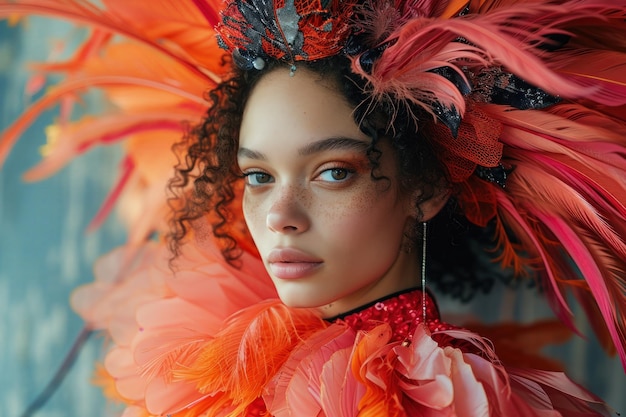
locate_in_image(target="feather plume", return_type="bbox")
[548,103,626,135]
[22,111,189,180]
[0,0,223,184]
[265,325,359,416]
[491,212,530,276]
[509,157,626,258]
[533,211,626,366]
[173,301,326,416]
[495,193,577,330]
[463,319,574,371]
[490,134,626,367]
[350,325,409,417]
[353,2,626,131]
[0,17,219,233]
[18,40,211,181]
[86,155,135,232]
[507,367,613,414]
[553,50,626,106]
[0,74,201,163]
[0,0,223,77]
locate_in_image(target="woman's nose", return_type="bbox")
[266,185,310,234]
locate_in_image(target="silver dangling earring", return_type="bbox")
[421,221,428,323]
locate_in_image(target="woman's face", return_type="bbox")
[238,67,421,317]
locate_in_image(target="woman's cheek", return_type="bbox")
[242,193,264,235]
[317,187,381,232]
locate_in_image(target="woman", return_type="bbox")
[1,0,625,415]
[175,53,452,312]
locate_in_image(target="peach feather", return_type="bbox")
[173,301,326,416]
[70,242,172,336]
[70,230,278,415]
[26,28,112,75]
[0,73,204,172]
[0,0,222,80]
[491,106,626,147]
[104,347,148,403]
[549,104,626,136]
[319,347,361,416]
[98,1,225,75]
[265,325,353,416]
[1,36,215,234]
[22,112,187,181]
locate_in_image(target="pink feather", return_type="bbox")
[86,155,135,232]
[495,192,577,330]
[22,112,194,181]
[536,155,626,221]
[493,148,626,367]
[508,155,626,258]
[353,1,626,128]
[533,211,626,369]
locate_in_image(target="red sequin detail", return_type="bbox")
[217,0,357,61]
[246,397,268,416]
[334,289,456,343]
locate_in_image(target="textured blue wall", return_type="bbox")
[0,19,124,417]
[0,16,623,417]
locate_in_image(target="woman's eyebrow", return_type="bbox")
[299,137,369,156]
[238,137,369,160]
[238,147,266,160]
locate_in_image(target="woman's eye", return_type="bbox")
[244,172,274,185]
[318,168,353,182]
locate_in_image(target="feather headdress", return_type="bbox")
[216,0,626,369]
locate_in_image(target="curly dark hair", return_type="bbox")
[167,54,513,301]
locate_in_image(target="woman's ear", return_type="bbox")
[412,186,450,222]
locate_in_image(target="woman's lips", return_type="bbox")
[267,248,323,279]
[269,262,323,279]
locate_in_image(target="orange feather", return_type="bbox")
[173,301,326,416]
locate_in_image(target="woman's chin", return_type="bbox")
[276,295,325,310]
[277,293,350,318]
[274,287,334,312]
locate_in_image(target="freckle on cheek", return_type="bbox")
[297,189,310,206]
[329,185,378,220]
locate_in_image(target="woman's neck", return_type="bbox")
[316,249,421,318]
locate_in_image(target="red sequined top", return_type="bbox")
[327,288,457,343]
